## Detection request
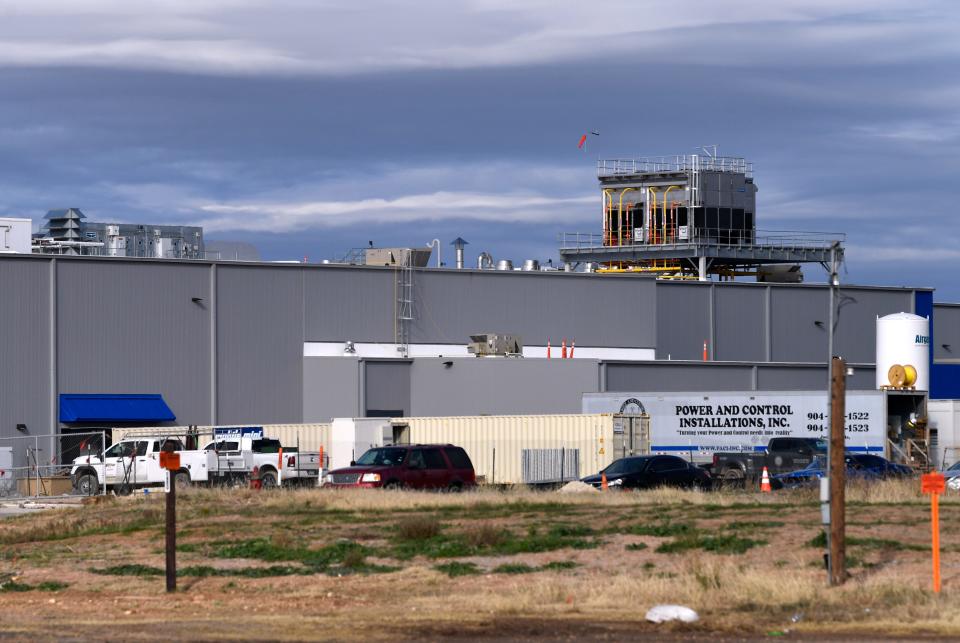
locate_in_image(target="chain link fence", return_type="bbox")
[0,431,107,499]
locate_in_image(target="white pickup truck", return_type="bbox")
[70,428,320,495]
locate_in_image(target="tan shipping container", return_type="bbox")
[390,414,649,485]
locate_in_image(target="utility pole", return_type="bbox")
[829,356,847,585]
[823,241,843,584]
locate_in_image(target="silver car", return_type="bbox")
[944,461,960,491]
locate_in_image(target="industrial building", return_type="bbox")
[0,253,957,427]
[0,151,958,474]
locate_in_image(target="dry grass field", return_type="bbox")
[0,481,958,641]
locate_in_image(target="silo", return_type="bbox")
[876,312,930,390]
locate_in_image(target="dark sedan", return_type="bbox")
[581,455,711,491]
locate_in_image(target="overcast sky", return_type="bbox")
[1,1,958,299]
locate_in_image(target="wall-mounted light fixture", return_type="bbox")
[814,320,825,328]
[15,423,27,433]
[442,361,453,368]
[191,297,204,304]
[943,343,952,351]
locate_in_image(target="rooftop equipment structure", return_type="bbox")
[558,147,845,281]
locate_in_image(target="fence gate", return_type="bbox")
[612,414,650,460]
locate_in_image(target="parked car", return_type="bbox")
[324,444,476,491]
[845,454,913,479]
[581,455,711,491]
[710,438,827,488]
[942,461,960,491]
[772,453,911,490]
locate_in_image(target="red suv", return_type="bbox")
[324,444,476,490]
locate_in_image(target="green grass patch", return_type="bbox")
[540,561,578,571]
[806,531,926,552]
[90,564,164,577]
[723,520,786,531]
[390,524,599,560]
[0,581,35,592]
[657,533,765,555]
[624,522,694,538]
[209,538,395,574]
[494,563,537,574]
[625,542,649,551]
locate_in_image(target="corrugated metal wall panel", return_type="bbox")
[656,282,711,360]
[770,288,826,362]
[0,260,52,443]
[412,271,657,348]
[217,265,303,424]
[409,358,599,416]
[303,268,394,342]
[395,414,614,485]
[934,305,960,362]
[57,261,212,424]
[606,362,754,391]
[714,286,765,361]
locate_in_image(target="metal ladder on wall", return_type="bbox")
[394,260,413,357]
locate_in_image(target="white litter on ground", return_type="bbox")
[645,604,700,624]
[557,481,599,493]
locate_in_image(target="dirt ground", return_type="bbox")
[0,482,957,641]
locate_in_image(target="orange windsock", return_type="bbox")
[577,134,587,149]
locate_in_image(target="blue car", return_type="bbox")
[772,453,910,489]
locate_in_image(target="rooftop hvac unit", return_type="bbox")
[467,333,523,357]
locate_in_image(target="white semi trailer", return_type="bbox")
[582,389,927,465]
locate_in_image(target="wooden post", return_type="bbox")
[829,356,847,586]
[166,470,176,592]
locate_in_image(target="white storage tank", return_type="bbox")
[876,312,929,390]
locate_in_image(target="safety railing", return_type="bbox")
[598,155,753,178]
[558,229,845,251]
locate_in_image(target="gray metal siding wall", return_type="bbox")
[833,288,913,363]
[770,287,828,362]
[216,265,303,424]
[655,282,711,360]
[303,268,394,342]
[409,358,599,416]
[57,261,212,424]
[303,358,361,421]
[606,362,754,391]
[934,305,960,362]
[0,260,52,438]
[606,361,877,393]
[714,286,765,361]
[364,361,411,416]
[412,271,657,348]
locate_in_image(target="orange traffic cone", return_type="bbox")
[601,471,609,491]
[760,466,771,493]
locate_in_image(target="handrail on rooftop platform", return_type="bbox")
[558,229,845,251]
[597,155,753,178]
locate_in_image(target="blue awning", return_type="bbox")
[59,394,176,423]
